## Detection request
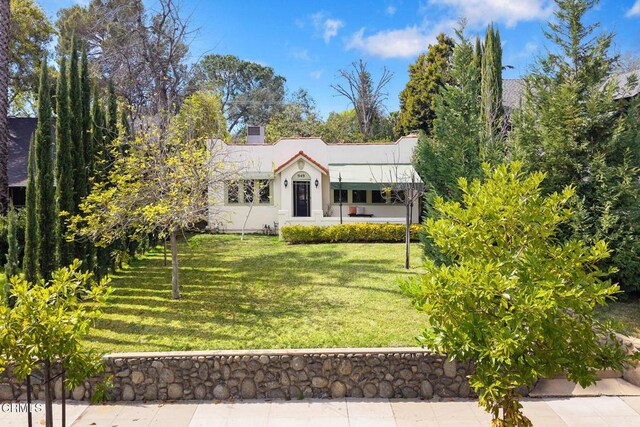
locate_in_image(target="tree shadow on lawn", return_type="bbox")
[93,236,418,350]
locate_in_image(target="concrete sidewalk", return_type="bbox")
[2,396,640,427]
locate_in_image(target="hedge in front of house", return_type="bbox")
[281,223,423,244]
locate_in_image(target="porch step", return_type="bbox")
[529,378,640,397]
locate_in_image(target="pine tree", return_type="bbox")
[4,201,19,306]
[55,54,75,266]
[69,35,87,264]
[480,23,504,155]
[513,0,640,292]
[414,25,483,202]
[23,136,37,284]
[395,34,455,136]
[34,59,57,280]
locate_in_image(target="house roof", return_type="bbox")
[609,68,640,100]
[501,69,639,113]
[8,117,37,187]
[503,79,525,112]
[274,150,329,174]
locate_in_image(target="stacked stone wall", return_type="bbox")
[0,348,474,401]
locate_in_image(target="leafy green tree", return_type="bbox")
[191,54,286,134]
[4,201,19,305]
[171,90,229,144]
[321,109,363,143]
[55,54,75,267]
[266,89,323,143]
[480,23,504,155]
[34,59,57,280]
[512,0,640,293]
[0,260,110,427]
[395,33,454,136]
[71,118,238,299]
[402,163,629,427]
[8,0,54,114]
[22,136,36,283]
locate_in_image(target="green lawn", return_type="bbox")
[596,298,640,338]
[85,234,429,353]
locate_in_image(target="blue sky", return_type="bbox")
[41,0,640,119]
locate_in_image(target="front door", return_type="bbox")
[293,181,311,217]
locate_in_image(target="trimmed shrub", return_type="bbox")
[281,223,423,244]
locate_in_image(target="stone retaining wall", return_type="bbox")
[0,348,475,402]
[616,333,640,387]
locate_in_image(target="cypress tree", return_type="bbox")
[91,87,110,281]
[106,79,118,145]
[55,55,75,267]
[81,43,92,177]
[480,23,504,153]
[80,43,95,272]
[23,136,37,284]
[4,201,19,306]
[69,35,87,264]
[473,37,483,84]
[34,60,57,280]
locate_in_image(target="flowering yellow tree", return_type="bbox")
[71,92,236,299]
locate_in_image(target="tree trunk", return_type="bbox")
[405,203,411,269]
[0,0,11,213]
[44,360,53,427]
[241,202,254,241]
[170,230,180,299]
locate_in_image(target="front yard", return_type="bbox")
[85,234,428,353]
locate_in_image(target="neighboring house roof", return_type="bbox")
[8,117,37,187]
[609,68,640,100]
[274,150,329,174]
[501,69,640,113]
[502,79,525,112]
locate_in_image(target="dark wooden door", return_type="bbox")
[293,181,310,217]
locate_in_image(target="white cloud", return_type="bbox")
[428,0,554,28]
[290,48,311,61]
[311,12,345,43]
[386,5,397,16]
[346,25,450,59]
[627,1,640,17]
[323,19,345,43]
[310,70,324,80]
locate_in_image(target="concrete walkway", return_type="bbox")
[2,396,640,427]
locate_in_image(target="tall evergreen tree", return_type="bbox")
[69,35,87,264]
[23,136,36,283]
[395,34,455,136]
[414,25,483,201]
[90,86,110,281]
[480,23,504,156]
[413,24,484,262]
[4,201,19,306]
[80,43,94,271]
[473,37,483,84]
[55,54,74,266]
[69,36,86,220]
[81,43,92,178]
[513,0,640,292]
[34,59,57,280]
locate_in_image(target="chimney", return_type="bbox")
[247,125,266,144]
